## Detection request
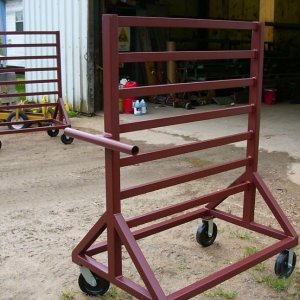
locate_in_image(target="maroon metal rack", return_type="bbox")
[0,31,73,149]
[65,15,298,299]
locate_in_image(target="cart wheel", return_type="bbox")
[61,134,74,144]
[78,273,110,296]
[165,96,174,106]
[7,111,29,130]
[185,102,192,110]
[274,250,296,278]
[196,220,218,247]
[47,129,59,137]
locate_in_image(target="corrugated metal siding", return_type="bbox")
[24,0,88,111]
[5,0,24,66]
[0,0,6,56]
[0,0,5,31]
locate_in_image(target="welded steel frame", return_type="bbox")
[68,15,298,299]
[0,31,71,137]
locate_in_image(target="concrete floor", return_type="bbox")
[91,101,300,185]
[118,102,300,157]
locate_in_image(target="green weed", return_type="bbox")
[204,287,238,299]
[103,285,133,299]
[59,290,76,300]
[235,231,251,240]
[244,246,259,257]
[257,274,292,291]
[254,261,266,271]
[16,74,26,101]
[67,110,79,118]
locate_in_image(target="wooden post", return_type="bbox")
[259,0,275,44]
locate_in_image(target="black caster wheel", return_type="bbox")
[274,250,296,278]
[185,102,192,110]
[0,140,2,150]
[196,220,218,247]
[61,134,74,144]
[47,129,59,137]
[7,111,29,129]
[78,272,110,296]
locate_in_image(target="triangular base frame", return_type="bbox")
[70,14,298,300]
[72,172,298,300]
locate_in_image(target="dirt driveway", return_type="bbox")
[0,107,300,300]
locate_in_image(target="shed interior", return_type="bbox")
[90,0,300,111]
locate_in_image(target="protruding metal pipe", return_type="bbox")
[64,127,139,156]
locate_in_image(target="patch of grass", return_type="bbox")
[235,231,251,240]
[67,110,79,118]
[254,261,266,271]
[244,246,259,257]
[16,74,26,101]
[243,246,267,271]
[103,285,134,299]
[257,274,292,291]
[59,290,76,300]
[204,287,238,299]
[293,271,300,292]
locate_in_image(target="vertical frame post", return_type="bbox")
[243,22,265,222]
[102,14,123,278]
[56,31,63,99]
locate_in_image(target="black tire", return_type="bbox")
[0,140,2,150]
[47,129,59,137]
[61,133,74,144]
[7,111,28,130]
[165,96,175,107]
[274,250,296,278]
[185,102,192,110]
[78,273,110,296]
[196,220,218,247]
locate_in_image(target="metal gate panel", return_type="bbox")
[65,15,298,300]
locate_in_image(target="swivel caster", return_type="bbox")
[78,268,110,296]
[47,129,59,137]
[196,220,218,247]
[185,102,192,110]
[61,133,74,144]
[274,250,296,278]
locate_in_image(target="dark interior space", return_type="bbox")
[89,0,300,112]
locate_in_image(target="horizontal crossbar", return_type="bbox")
[119,50,256,63]
[121,157,250,199]
[119,78,255,98]
[120,105,253,133]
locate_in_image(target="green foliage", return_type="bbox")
[257,274,292,291]
[103,285,133,299]
[16,74,26,101]
[254,261,266,271]
[67,110,79,118]
[244,246,259,257]
[204,287,238,299]
[235,231,250,240]
[59,290,75,300]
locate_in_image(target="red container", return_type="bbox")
[123,80,137,114]
[264,89,277,105]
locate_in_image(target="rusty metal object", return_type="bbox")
[0,31,72,146]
